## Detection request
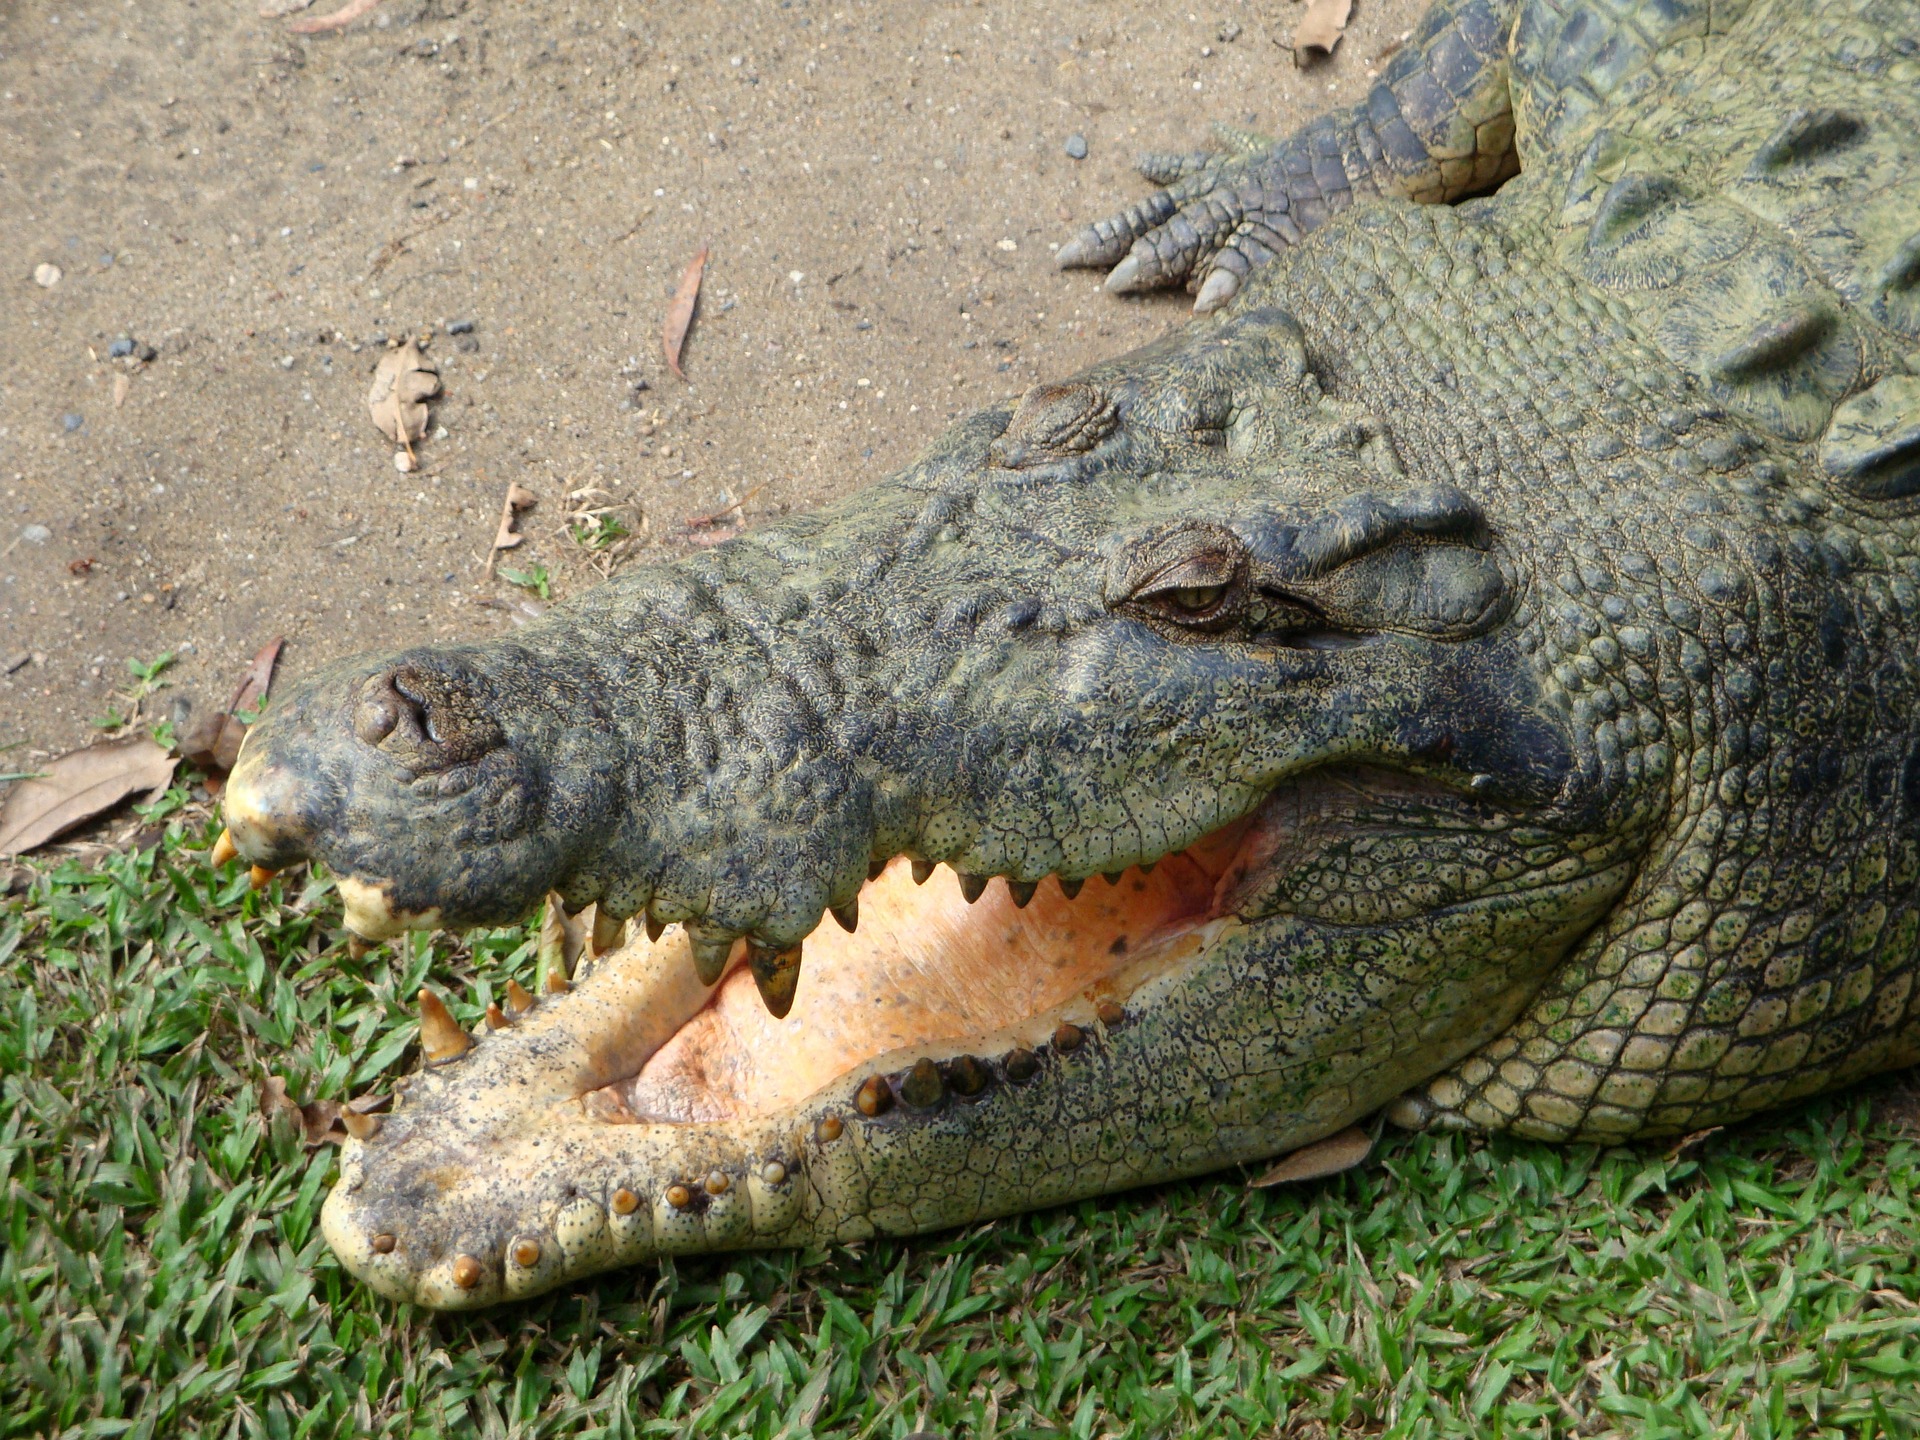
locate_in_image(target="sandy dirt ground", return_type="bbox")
[2,0,1423,762]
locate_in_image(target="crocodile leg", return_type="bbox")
[1059,0,1522,311]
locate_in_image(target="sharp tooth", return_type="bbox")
[249,864,278,891]
[211,828,238,867]
[830,897,859,933]
[1007,879,1037,908]
[868,859,888,881]
[1058,876,1084,901]
[591,908,627,956]
[911,859,935,886]
[484,1001,509,1030]
[416,987,473,1064]
[747,940,803,1018]
[644,913,667,944]
[347,935,374,960]
[958,872,988,904]
[340,1110,381,1140]
[689,934,734,986]
[1102,870,1125,886]
[504,978,536,1016]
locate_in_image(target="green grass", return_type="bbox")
[4,798,1920,1438]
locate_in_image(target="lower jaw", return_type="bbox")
[321,820,1271,1308]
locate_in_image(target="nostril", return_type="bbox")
[355,672,424,749]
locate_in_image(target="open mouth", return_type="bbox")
[309,789,1305,1308]
[589,818,1253,1126]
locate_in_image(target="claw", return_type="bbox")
[690,934,734,986]
[958,873,989,904]
[248,864,278,891]
[1007,879,1037,908]
[591,908,626,956]
[416,987,473,1064]
[1055,231,1098,269]
[1058,876,1084,901]
[747,941,803,1019]
[911,859,935,886]
[211,828,238,867]
[830,897,859,933]
[1194,267,1240,314]
[1104,253,1146,294]
[644,913,666,944]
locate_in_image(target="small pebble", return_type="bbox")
[393,449,415,473]
[855,318,872,331]
[34,263,62,288]
[447,318,475,335]
[19,524,51,545]
[1064,133,1088,160]
[61,413,83,433]
[278,355,295,369]
[108,336,134,358]
[136,342,158,362]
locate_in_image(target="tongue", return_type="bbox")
[618,838,1244,1122]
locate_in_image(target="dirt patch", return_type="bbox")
[1,0,1422,756]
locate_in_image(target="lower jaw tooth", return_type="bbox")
[504,978,536,1016]
[747,941,803,1018]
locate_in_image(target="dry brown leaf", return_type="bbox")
[1294,0,1353,59]
[663,246,709,381]
[366,341,441,453]
[286,0,382,32]
[487,482,538,573]
[0,736,177,857]
[538,891,590,978]
[179,637,283,783]
[1249,1125,1373,1187]
[261,1075,346,1148]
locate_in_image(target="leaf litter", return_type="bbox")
[0,735,177,857]
[487,482,539,575]
[177,637,284,788]
[366,340,441,463]
[1294,0,1353,60]
[1248,1124,1373,1187]
[664,246,709,381]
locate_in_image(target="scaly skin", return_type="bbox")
[222,0,1920,1308]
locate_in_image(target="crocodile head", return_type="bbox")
[227,300,1649,1309]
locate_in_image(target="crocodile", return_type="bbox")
[217,0,1920,1309]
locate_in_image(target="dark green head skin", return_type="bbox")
[226,0,1920,1308]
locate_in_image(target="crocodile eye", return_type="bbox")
[1166,583,1228,613]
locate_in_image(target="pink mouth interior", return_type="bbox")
[601,821,1256,1123]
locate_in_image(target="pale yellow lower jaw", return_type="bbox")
[335,874,442,940]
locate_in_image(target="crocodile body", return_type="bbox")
[222,0,1920,1308]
